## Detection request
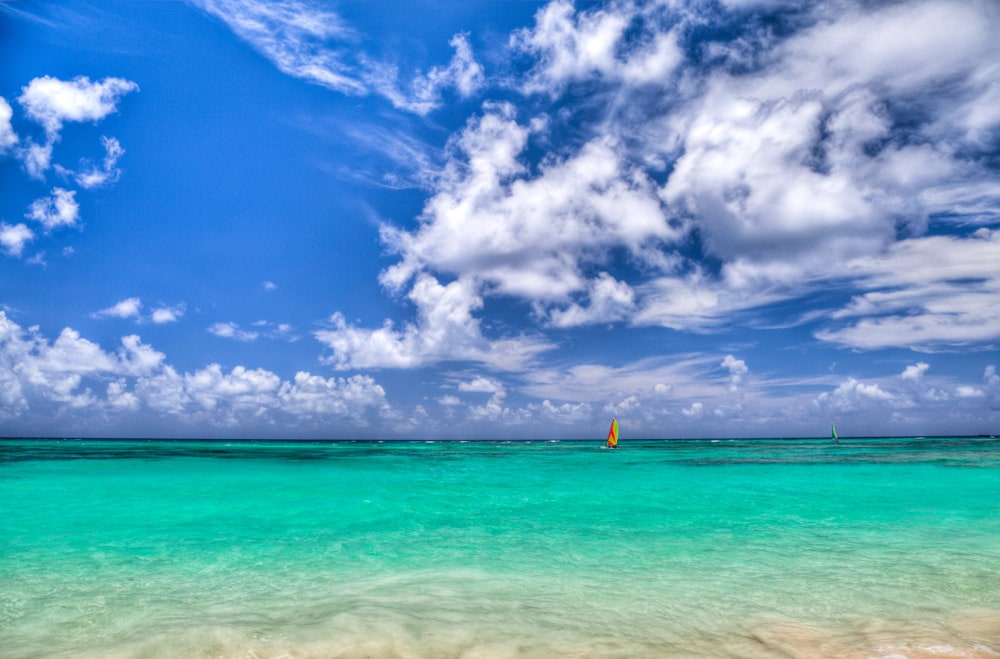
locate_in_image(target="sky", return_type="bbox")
[1,0,999,440]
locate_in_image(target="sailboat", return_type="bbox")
[831,423,839,444]
[606,418,619,449]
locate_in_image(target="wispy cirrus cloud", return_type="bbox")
[191,0,483,115]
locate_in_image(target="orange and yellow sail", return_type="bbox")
[606,418,619,448]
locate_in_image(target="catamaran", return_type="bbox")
[607,418,619,449]
[832,423,839,444]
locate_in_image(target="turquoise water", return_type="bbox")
[2,437,999,658]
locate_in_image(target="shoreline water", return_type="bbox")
[2,438,998,657]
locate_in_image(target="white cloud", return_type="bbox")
[15,76,136,179]
[547,273,636,328]
[316,274,553,371]
[370,33,485,115]
[75,136,125,189]
[26,188,80,231]
[814,377,895,414]
[901,363,930,382]
[278,372,386,418]
[458,376,505,394]
[955,386,984,399]
[0,97,18,153]
[721,355,748,392]
[512,0,683,94]
[193,0,365,95]
[18,75,138,136]
[151,305,184,324]
[194,0,481,115]
[208,322,259,342]
[536,399,593,424]
[817,230,1000,350]
[93,297,143,320]
[0,311,390,428]
[0,223,34,257]
[381,104,677,305]
[683,402,703,417]
[118,335,166,377]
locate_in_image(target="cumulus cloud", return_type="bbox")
[316,274,554,371]
[0,97,17,153]
[381,103,676,304]
[815,377,895,414]
[26,188,80,231]
[208,322,259,342]
[18,75,138,136]
[458,376,505,394]
[0,311,390,429]
[93,297,143,320]
[512,0,683,94]
[721,355,748,392]
[151,305,184,324]
[16,75,137,178]
[0,223,34,258]
[901,363,930,382]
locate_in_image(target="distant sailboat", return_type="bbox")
[832,423,839,444]
[607,418,619,449]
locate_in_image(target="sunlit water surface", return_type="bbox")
[2,437,999,657]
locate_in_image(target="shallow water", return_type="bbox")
[2,437,999,657]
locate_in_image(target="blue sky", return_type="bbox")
[1,0,998,439]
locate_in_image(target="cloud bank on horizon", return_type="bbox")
[1,0,998,438]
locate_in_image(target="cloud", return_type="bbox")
[193,0,364,95]
[151,305,184,324]
[381,103,677,305]
[368,33,485,115]
[93,297,143,320]
[0,97,17,153]
[512,0,683,94]
[682,402,703,417]
[193,0,482,114]
[208,322,259,342]
[547,273,636,328]
[18,75,139,136]
[92,299,186,325]
[0,223,34,258]
[901,363,930,382]
[25,188,80,231]
[721,354,748,392]
[814,377,895,414]
[278,372,387,418]
[316,274,554,371]
[75,136,125,189]
[0,311,390,429]
[458,376,505,394]
[16,76,137,178]
[817,230,1000,350]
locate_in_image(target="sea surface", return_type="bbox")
[1,437,999,658]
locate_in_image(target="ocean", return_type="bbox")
[1,437,998,658]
